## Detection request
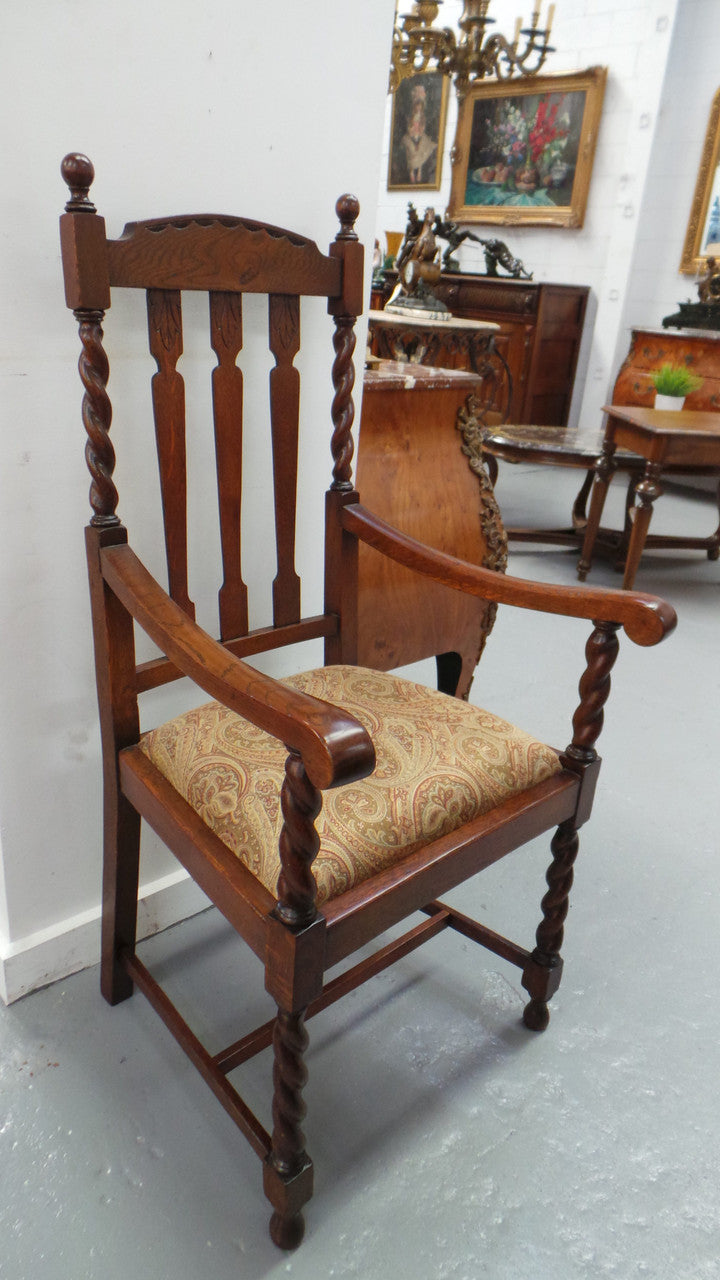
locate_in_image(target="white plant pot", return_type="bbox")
[654,393,686,410]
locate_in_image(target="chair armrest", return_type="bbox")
[100,544,375,791]
[343,503,676,646]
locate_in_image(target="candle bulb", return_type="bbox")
[513,16,521,44]
[546,2,555,34]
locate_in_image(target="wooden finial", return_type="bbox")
[335,193,360,241]
[61,153,97,212]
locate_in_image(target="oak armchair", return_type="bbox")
[59,154,676,1250]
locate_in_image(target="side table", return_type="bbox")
[480,424,646,561]
[578,406,720,589]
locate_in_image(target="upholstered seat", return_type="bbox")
[139,665,562,905]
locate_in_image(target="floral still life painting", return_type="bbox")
[449,68,607,228]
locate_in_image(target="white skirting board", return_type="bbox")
[0,870,211,1005]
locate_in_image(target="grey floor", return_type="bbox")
[2,463,719,1280]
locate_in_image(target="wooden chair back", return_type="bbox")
[60,154,363,691]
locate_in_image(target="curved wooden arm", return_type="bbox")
[343,503,677,647]
[100,544,375,791]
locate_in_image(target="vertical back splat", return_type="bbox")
[268,294,302,626]
[210,291,249,641]
[146,289,195,619]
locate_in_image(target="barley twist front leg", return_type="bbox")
[264,1010,313,1250]
[522,820,579,1030]
[523,621,620,1030]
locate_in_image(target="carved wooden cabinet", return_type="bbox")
[379,272,589,427]
[357,361,507,699]
[612,326,720,411]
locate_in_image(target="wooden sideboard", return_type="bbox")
[377,272,589,427]
[612,326,720,410]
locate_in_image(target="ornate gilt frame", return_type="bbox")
[448,67,607,228]
[680,87,720,274]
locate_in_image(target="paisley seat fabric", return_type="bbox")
[139,665,562,906]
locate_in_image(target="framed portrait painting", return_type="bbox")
[680,86,720,273]
[448,67,607,228]
[388,71,449,191]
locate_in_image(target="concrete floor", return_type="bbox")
[1,463,719,1280]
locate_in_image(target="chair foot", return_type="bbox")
[100,959,134,1007]
[522,997,550,1032]
[521,952,563,1031]
[708,546,719,561]
[269,1209,305,1250]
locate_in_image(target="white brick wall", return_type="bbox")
[376,0,717,429]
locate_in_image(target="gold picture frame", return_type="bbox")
[680,87,720,274]
[388,71,450,191]
[448,67,607,228]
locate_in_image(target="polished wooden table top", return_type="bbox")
[604,404,720,441]
[602,404,720,470]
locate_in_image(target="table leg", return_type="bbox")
[577,444,616,581]
[708,477,720,561]
[571,468,595,531]
[622,461,663,589]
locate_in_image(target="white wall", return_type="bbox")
[621,0,720,336]
[375,0,709,429]
[0,0,396,1001]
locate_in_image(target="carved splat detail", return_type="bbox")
[75,310,119,526]
[269,294,302,626]
[147,289,195,619]
[210,291,248,641]
[275,752,320,929]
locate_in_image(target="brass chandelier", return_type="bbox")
[389,1,555,95]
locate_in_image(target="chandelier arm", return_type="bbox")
[388,3,553,94]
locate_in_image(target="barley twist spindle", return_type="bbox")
[329,193,360,491]
[566,620,620,764]
[330,318,357,490]
[275,751,321,928]
[76,310,119,526]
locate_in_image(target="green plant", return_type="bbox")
[651,363,704,397]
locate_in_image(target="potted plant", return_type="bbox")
[651,363,703,409]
